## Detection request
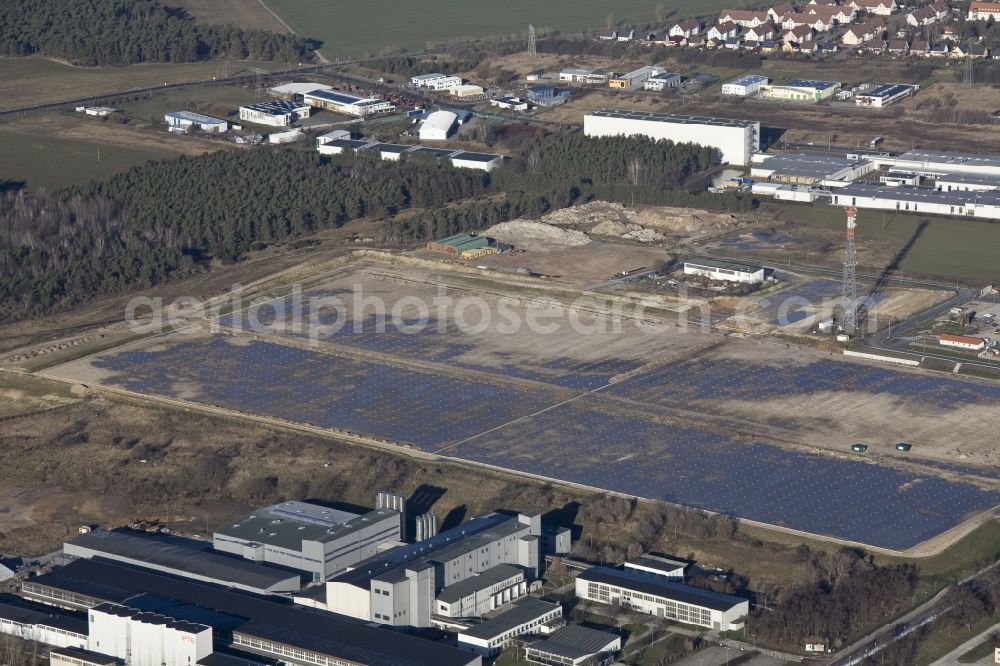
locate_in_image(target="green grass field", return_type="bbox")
[263,0,740,57]
[0,130,175,191]
[766,203,1000,283]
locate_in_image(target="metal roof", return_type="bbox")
[66,529,302,592]
[29,559,478,666]
[836,182,1000,206]
[366,143,415,154]
[625,554,688,573]
[896,149,1000,170]
[753,151,862,179]
[588,109,758,129]
[578,566,748,612]
[436,564,524,603]
[857,83,915,99]
[725,75,769,86]
[784,79,840,90]
[165,111,227,125]
[0,594,88,635]
[451,151,502,163]
[421,110,458,132]
[303,89,373,105]
[240,100,307,115]
[526,624,620,659]
[459,597,561,639]
[49,647,120,666]
[217,504,398,549]
[685,256,764,274]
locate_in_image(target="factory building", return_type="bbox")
[750,151,875,185]
[584,109,759,165]
[684,257,765,284]
[164,111,228,133]
[831,182,1000,218]
[450,84,485,97]
[559,68,608,84]
[758,79,841,102]
[302,89,394,116]
[238,100,311,127]
[305,512,548,628]
[268,82,333,100]
[427,233,498,258]
[419,110,458,141]
[881,150,1000,177]
[87,603,212,666]
[456,597,563,656]
[213,501,402,581]
[524,625,622,666]
[939,333,987,350]
[721,75,770,96]
[576,566,749,631]
[855,83,918,107]
[22,558,482,666]
[316,138,369,155]
[435,564,527,618]
[451,151,504,171]
[0,595,87,649]
[491,96,530,111]
[64,529,303,595]
[50,647,119,666]
[643,72,682,91]
[624,554,687,581]
[608,66,664,89]
[934,172,1000,192]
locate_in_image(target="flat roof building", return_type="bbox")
[883,150,1000,177]
[456,597,563,656]
[624,554,687,580]
[721,74,770,96]
[0,594,88,650]
[302,89,394,116]
[213,501,401,581]
[609,66,663,89]
[830,182,1000,219]
[584,109,760,165]
[855,83,918,107]
[451,151,504,171]
[436,564,527,618]
[750,151,875,185]
[268,82,333,99]
[576,566,748,631]
[164,111,228,133]
[684,256,765,284]
[64,529,303,595]
[759,79,841,102]
[643,72,682,92]
[238,100,310,127]
[524,625,621,666]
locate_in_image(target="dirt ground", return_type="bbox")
[170,0,293,33]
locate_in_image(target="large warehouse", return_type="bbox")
[584,109,760,165]
[419,110,458,141]
[758,79,841,102]
[238,100,310,127]
[576,566,749,631]
[831,182,1000,218]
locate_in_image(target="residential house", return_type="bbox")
[760,39,780,52]
[930,0,950,19]
[807,0,840,5]
[951,42,989,58]
[780,13,811,27]
[783,25,815,43]
[668,35,688,46]
[644,31,668,44]
[818,39,841,52]
[927,42,950,56]
[618,29,636,41]
[842,20,885,45]
[864,39,887,52]
[803,14,837,30]
[669,19,703,38]
[906,6,938,26]
[909,39,930,54]
[768,3,798,20]
[688,35,706,47]
[744,23,776,41]
[807,5,857,22]
[850,0,898,15]
[887,38,910,53]
[707,21,740,40]
[968,1,1000,20]
[718,9,772,26]
[799,39,818,52]
[724,37,743,48]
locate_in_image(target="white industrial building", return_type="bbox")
[939,333,987,350]
[435,564,527,618]
[0,597,87,650]
[451,84,485,98]
[881,150,1000,177]
[316,137,370,156]
[269,82,333,99]
[831,182,1000,218]
[411,73,449,87]
[88,604,212,666]
[751,151,876,185]
[576,566,749,631]
[609,66,664,88]
[451,151,503,171]
[584,109,759,165]
[491,96,530,111]
[855,83,918,107]
[164,111,228,133]
[721,74,770,96]
[302,89,394,116]
[267,128,304,144]
[643,72,682,91]
[238,100,310,127]
[456,597,563,656]
[559,68,608,84]
[524,625,621,666]
[300,512,548,628]
[213,500,402,581]
[624,554,687,581]
[419,110,458,141]
[427,76,463,91]
[684,256,765,284]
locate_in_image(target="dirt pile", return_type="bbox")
[485,220,591,247]
[535,201,741,240]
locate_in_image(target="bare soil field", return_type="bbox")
[171,0,293,33]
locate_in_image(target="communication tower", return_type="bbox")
[841,206,859,337]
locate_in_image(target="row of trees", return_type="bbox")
[0,0,316,65]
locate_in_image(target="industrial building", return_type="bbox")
[238,100,310,127]
[750,151,876,185]
[63,529,303,595]
[939,333,987,350]
[831,182,1000,218]
[450,151,504,171]
[0,595,87,649]
[854,83,918,107]
[584,109,760,166]
[22,558,482,666]
[302,512,549,628]
[164,111,228,133]
[436,564,527,618]
[301,89,394,116]
[455,597,563,656]
[524,625,621,666]
[427,233,498,258]
[608,66,664,89]
[624,554,687,580]
[213,500,402,581]
[450,84,485,98]
[882,150,1000,177]
[576,566,749,631]
[411,73,449,87]
[313,138,503,171]
[558,68,608,84]
[491,96,530,111]
[643,72,682,92]
[684,257,765,284]
[88,603,212,666]
[50,647,120,666]
[268,82,333,100]
[721,74,770,96]
[758,79,841,102]
[316,137,369,156]
[419,110,458,141]
[426,76,463,91]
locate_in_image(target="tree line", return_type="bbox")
[0,0,316,66]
